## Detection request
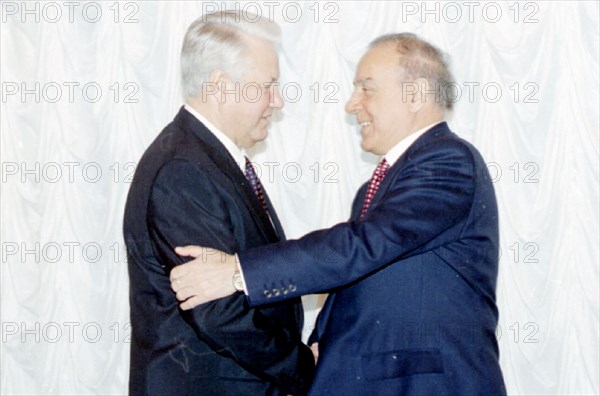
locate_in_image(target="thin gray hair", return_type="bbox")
[370,33,455,111]
[181,11,281,100]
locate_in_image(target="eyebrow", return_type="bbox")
[263,79,278,88]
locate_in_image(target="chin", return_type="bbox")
[252,130,268,143]
[360,139,372,153]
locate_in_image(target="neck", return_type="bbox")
[187,97,239,146]
[415,106,444,131]
[385,111,444,153]
[402,113,443,140]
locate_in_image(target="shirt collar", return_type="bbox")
[184,104,246,172]
[383,121,443,167]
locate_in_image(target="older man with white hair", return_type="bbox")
[123,11,315,396]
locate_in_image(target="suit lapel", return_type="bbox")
[351,182,369,220]
[366,122,452,212]
[173,107,280,243]
[262,191,286,240]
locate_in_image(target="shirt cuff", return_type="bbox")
[235,253,249,295]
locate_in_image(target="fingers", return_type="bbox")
[178,284,234,310]
[170,265,188,283]
[179,295,205,311]
[171,277,183,293]
[174,286,195,302]
[169,247,238,309]
[173,283,214,302]
[170,263,201,293]
[310,342,319,364]
[174,245,205,258]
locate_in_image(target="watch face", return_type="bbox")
[233,273,244,291]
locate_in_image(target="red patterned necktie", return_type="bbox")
[244,156,269,214]
[360,158,390,220]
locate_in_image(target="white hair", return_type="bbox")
[181,11,281,100]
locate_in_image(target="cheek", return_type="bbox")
[363,99,378,119]
[250,98,269,117]
[239,105,260,124]
[259,94,272,112]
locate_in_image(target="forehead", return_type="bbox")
[354,45,401,84]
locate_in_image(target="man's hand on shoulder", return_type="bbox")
[170,245,238,310]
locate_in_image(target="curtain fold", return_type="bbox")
[1,1,598,394]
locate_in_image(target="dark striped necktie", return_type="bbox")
[244,156,269,214]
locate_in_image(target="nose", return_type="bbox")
[345,90,360,114]
[270,85,284,109]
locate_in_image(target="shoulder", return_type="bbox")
[408,125,486,169]
[142,121,205,165]
[127,129,223,213]
[135,119,218,180]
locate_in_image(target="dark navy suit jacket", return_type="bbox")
[123,107,314,395]
[239,122,506,395]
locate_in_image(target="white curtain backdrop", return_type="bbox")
[1,1,598,395]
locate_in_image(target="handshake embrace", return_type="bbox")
[124,9,506,396]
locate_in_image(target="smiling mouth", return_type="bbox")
[359,121,372,128]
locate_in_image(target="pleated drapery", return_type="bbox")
[1,2,598,395]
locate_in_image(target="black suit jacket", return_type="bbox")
[123,107,314,395]
[240,123,506,395]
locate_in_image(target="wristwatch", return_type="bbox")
[232,268,244,292]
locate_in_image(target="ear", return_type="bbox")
[208,70,230,104]
[409,78,430,112]
[208,69,227,84]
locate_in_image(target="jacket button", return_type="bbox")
[289,284,297,292]
[263,290,272,298]
[272,288,281,296]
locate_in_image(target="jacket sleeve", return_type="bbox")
[147,159,314,395]
[240,140,477,307]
